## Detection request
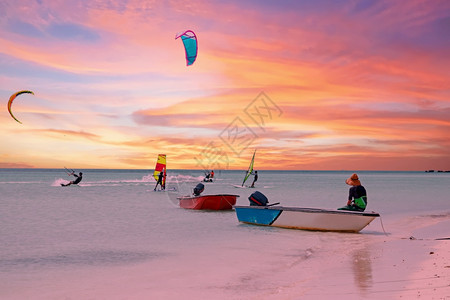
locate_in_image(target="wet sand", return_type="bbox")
[297,216,450,300]
[1,213,448,300]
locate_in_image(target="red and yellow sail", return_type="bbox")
[153,154,166,185]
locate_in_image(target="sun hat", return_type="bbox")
[346,173,361,186]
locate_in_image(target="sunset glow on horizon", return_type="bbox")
[1,0,449,171]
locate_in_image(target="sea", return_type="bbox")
[0,169,449,299]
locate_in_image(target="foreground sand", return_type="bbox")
[297,215,450,300]
[2,213,448,300]
[391,217,450,299]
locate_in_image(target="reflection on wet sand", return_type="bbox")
[352,248,373,295]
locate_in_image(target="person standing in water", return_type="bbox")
[250,170,258,188]
[61,172,83,187]
[154,171,165,191]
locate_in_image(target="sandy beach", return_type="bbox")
[392,218,450,299]
[113,215,450,300]
[297,215,450,300]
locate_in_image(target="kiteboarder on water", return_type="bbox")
[61,172,83,187]
[154,171,165,191]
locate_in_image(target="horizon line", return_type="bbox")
[1,167,446,172]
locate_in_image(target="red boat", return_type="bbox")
[178,194,240,210]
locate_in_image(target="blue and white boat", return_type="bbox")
[234,205,380,233]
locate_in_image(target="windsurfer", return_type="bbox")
[242,150,256,187]
[339,173,367,211]
[154,171,165,191]
[250,170,258,188]
[61,172,83,187]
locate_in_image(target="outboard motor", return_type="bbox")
[193,183,205,196]
[249,191,269,206]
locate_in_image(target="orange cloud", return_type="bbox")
[1,0,449,170]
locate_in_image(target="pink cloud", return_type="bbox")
[0,162,34,168]
[1,0,449,170]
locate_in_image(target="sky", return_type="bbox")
[1,0,449,171]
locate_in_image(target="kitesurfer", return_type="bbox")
[154,171,165,191]
[61,172,83,187]
[250,170,258,188]
[339,173,367,211]
[210,170,214,179]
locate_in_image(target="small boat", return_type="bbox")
[234,205,380,233]
[178,194,240,210]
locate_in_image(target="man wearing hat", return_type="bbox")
[339,173,367,211]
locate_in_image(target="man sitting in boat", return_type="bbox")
[339,173,367,211]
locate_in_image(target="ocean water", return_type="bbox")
[0,169,449,299]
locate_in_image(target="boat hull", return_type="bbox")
[178,194,239,210]
[234,206,380,232]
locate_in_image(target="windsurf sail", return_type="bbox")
[153,154,166,187]
[242,150,256,186]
